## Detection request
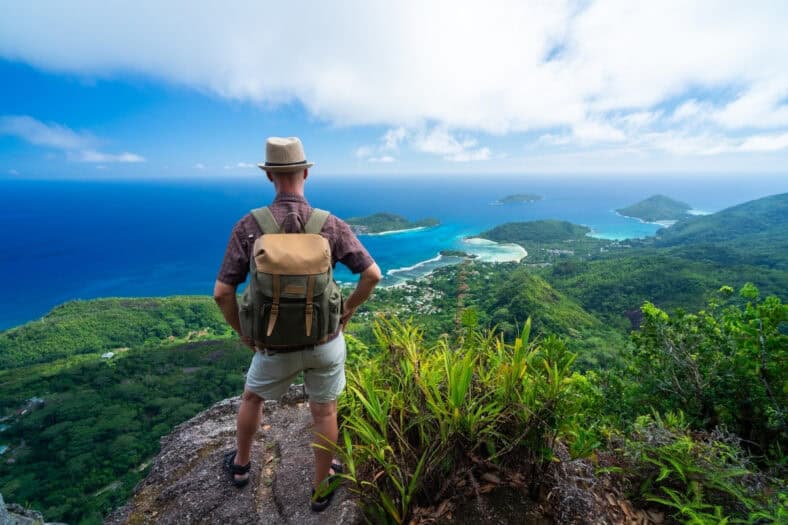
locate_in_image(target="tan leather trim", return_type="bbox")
[283,284,306,295]
[266,275,280,336]
[253,233,330,275]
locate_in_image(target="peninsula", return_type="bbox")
[346,212,439,235]
[616,194,691,223]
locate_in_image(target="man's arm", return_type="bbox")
[213,280,254,349]
[340,262,382,329]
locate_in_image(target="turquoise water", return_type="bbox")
[1,173,785,329]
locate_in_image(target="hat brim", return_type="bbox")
[257,162,314,173]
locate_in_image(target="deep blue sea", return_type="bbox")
[1,174,786,330]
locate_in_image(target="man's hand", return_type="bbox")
[341,263,382,331]
[340,305,357,330]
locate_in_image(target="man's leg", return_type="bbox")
[309,400,339,488]
[234,389,264,482]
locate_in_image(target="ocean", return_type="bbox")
[1,173,785,330]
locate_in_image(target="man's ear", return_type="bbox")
[265,170,274,183]
[303,168,309,182]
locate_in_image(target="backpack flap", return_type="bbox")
[253,234,330,275]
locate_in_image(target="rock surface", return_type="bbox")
[0,493,68,525]
[105,386,361,525]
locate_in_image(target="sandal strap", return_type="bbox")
[224,450,251,474]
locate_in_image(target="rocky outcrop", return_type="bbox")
[105,386,361,525]
[0,493,67,525]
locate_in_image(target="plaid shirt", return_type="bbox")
[216,192,374,286]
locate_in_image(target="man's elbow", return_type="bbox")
[213,281,237,303]
[363,263,383,285]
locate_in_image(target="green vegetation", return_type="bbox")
[655,192,788,270]
[0,336,250,524]
[496,193,542,204]
[0,296,228,369]
[1,192,785,524]
[335,287,785,523]
[337,317,596,523]
[345,212,439,234]
[438,249,478,258]
[477,219,613,263]
[480,219,590,243]
[617,194,692,222]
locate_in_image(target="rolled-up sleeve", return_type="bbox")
[216,221,251,286]
[329,217,375,274]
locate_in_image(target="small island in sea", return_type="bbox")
[616,194,692,224]
[491,193,543,205]
[476,219,613,262]
[439,249,479,259]
[346,212,439,235]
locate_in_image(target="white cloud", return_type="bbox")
[0,114,145,163]
[71,149,145,163]
[411,126,492,162]
[1,2,787,163]
[368,155,396,163]
[8,169,19,175]
[358,126,492,162]
[224,161,256,169]
[194,163,206,170]
[0,115,93,149]
[354,146,373,159]
[382,127,407,150]
[739,132,788,152]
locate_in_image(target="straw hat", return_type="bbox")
[257,136,314,172]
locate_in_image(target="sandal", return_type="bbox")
[310,461,344,512]
[223,449,251,488]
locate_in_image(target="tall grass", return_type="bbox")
[335,317,597,523]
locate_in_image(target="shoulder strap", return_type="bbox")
[303,208,330,234]
[250,207,281,234]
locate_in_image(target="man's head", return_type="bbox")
[258,136,313,194]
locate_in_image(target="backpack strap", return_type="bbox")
[304,275,316,337]
[303,208,330,234]
[266,275,281,337]
[251,207,281,234]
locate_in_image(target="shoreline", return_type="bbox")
[360,225,432,236]
[614,210,678,228]
[378,237,528,288]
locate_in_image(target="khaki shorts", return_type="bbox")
[244,332,347,403]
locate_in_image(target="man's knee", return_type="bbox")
[310,400,337,419]
[242,389,264,404]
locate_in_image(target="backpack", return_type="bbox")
[238,206,343,349]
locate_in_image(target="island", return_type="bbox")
[479,220,591,244]
[439,250,479,259]
[475,220,612,263]
[345,212,439,235]
[616,194,691,223]
[492,193,542,205]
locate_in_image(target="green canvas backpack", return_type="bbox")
[238,207,343,350]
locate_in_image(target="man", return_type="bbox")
[213,137,382,511]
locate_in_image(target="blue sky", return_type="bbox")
[1,1,787,178]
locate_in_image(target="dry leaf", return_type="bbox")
[606,493,616,506]
[261,424,271,430]
[647,510,664,524]
[479,483,496,494]
[372,470,386,482]
[481,472,501,484]
[619,500,633,517]
[435,500,450,517]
